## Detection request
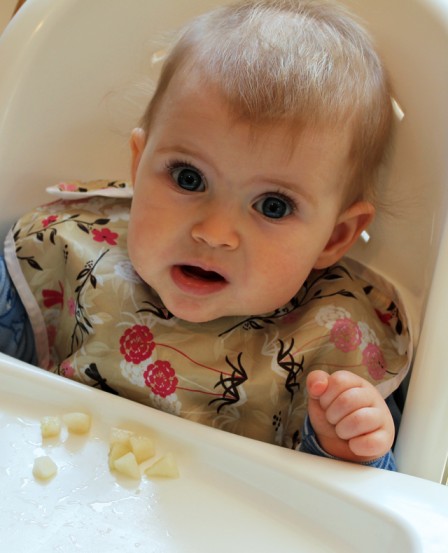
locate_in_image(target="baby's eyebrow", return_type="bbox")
[155,143,225,179]
[262,176,317,206]
[156,144,212,165]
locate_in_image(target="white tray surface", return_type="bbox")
[0,354,446,552]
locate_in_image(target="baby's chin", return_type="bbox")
[166,305,236,324]
[158,295,248,324]
[151,283,288,323]
[164,298,283,324]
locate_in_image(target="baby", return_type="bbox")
[1,0,410,469]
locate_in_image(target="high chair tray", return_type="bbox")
[0,354,446,552]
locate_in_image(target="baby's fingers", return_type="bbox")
[348,428,393,458]
[310,370,365,411]
[306,370,330,399]
[324,387,375,426]
[334,406,382,440]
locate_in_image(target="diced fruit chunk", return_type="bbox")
[113,452,141,479]
[130,435,156,464]
[33,456,57,480]
[110,427,134,446]
[109,442,132,469]
[40,416,61,439]
[145,453,179,478]
[62,412,91,434]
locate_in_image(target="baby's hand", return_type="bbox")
[306,370,394,463]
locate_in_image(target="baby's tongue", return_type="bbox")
[181,265,225,282]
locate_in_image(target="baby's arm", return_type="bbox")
[0,255,36,364]
[305,370,395,464]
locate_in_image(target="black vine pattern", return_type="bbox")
[277,338,305,400]
[83,362,119,395]
[13,211,112,271]
[105,180,128,190]
[70,250,109,356]
[137,300,174,320]
[15,246,43,272]
[219,264,355,336]
[72,180,128,193]
[13,206,115,356]
[209,352,248,413]
[291,429,301,450]
[272,411,282,431]
[363,285,405,337]
[15,213,110,243]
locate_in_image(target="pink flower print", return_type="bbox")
[92,227,118,245]
[42,281,64,308]
[42,215,58,227]
[375,309,393,326]
[144,361,178,398]
[60,360,75,379]
[329,317,362,352]
[68,298,76,316]
[58,183,78,192]
[119,325,155,363]
[281,311,301,326]
[362,343,387,380]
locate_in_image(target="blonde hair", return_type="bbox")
[140,0,393,204]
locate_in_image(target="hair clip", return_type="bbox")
[151,49,168,66]
[391,97,405,121]
[360,230,371,243]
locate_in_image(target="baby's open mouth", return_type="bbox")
[171,265,228,295]
[179,265,226,283]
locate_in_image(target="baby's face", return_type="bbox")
[128,81,355,322]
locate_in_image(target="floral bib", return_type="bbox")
[4,180,412,449]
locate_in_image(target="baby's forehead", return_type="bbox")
[156,73,354,161]
[166,63,350,128]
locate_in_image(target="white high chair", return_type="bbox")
[0,0,447,489]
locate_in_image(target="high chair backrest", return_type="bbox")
[0,0,447,483]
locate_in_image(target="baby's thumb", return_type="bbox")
[306,370,333,438]
[306,370,330,400]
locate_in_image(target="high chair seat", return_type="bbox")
[0,0,447,484]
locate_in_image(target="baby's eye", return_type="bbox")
[253,194,295,219]
[170,165,205,192]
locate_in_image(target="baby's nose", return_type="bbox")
[191,209,240,250]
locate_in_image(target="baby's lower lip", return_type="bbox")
[170,265,228,295]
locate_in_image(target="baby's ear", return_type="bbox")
[313,201,375,269]
[130,128,147,184]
